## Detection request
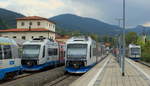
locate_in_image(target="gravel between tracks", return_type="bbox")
[44,74,81,86]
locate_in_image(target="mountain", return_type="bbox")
[0,8,25,29]
[49,14,121,36]
[0,8,121,36]
[126,25,150,35]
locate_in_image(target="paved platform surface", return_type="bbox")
[70,55,150,86]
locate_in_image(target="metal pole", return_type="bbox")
[115,18,123,65]
[122,0,126,76]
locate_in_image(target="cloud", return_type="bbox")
[0,0,65,17]
[0,1,10,7]
[0,0,150,27]
[143,22,150,27]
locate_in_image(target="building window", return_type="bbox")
[39,36,43,38]
[13,36,16,39]
[37,22,40,26]
[29,22,32,26]
[31,36,34,39]
[21,22,25,26]
[22,36,26,40]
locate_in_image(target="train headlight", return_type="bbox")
[37,59,39,64]
[83,55,86,59]
[84,61,87,66]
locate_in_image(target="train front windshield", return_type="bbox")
[67,44,87,58]
[131,48,140,55]
[23,45,41,59]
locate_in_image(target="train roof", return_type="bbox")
[129,44,141,48]
[23,38,58,45]
[0,37,17,45]
[66,36,94,44]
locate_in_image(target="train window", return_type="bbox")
[0,45,2,59]
[43,46,45,58]
[3,45,12,59]
[48,48,58,56]
[90,46,92,58]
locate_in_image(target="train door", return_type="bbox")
[12,46,21,67]
[59,45,65,64]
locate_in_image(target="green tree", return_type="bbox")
[141,40,150,62]
[90,34,100,42]
[125,32,138,46]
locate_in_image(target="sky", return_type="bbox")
[0,0,150,28]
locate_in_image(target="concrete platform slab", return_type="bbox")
[70,55,150,86]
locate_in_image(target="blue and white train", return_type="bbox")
[21,38,65,71]
[128,44,141,61]
[65,36,102,73]
[0,37,21,80]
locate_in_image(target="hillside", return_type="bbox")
[50,14,121,36]
[0,8,121,36]
[126,25,150,35]
[0,8,24,29]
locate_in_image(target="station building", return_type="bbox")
[0,16,56,40]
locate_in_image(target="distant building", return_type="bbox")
[0,16,56,40]
[55,35,70,43]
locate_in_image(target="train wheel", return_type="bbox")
[4,72,16,80]
[64,71,68,74]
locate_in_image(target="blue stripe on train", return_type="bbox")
[0,66,21,80]
[65,63,96,73]
[129,57,140,61]
[22,60,60,71]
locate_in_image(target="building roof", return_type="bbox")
[16,16,55,24]
[0,28,55,33]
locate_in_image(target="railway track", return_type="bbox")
[0,66,65,86]
[0,73,33,84]
[44,74,81,86]
[138,61,150,67]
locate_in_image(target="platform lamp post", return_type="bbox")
[122,0,126,76]
[115,18,123,65]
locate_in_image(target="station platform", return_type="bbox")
[70,54,150,86]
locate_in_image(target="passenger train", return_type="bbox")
[65,36,103,73]
[128,44,141,61]
[21,38,65,71]
[0,37,21,80]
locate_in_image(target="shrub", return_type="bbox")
[141,41,150,63]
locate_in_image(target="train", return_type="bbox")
[0,37,21,80]
[65,36,104,73]
[128,44,141,61]
[21,38,65,71]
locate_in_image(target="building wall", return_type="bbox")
[0,32,55,40]
[17,20,55,32]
